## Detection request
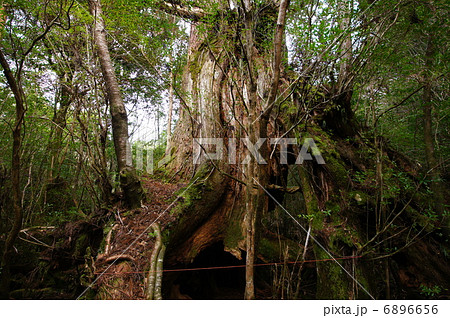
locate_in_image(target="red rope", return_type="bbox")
[94,255,362,276]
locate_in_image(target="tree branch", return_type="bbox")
[156,0,208,21]
[261,0,290,119]
[374,84,425,127]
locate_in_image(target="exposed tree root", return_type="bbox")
[146,223,165,300]
[97,254,136,264]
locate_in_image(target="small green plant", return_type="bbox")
[424,208,438,221]
[420,284,443,297]
[298,213,314,222]
[443,208,450,217]
[353,170,367,184]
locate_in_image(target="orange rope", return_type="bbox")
[94,255,362,276]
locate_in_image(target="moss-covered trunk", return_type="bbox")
[160,2,449,300]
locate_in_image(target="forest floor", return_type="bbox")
[93,176,183,299]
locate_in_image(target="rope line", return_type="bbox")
[94,255,362,276]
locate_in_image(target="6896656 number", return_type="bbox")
[383,305,438,315]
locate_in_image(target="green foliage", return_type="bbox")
[38,206,86,226]
[0,0,192,233]
[353,0,450,164]
[420,284,444,298]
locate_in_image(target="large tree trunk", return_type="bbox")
[161,1,449,300]
[164,0,363,299]
[88,0,144,208]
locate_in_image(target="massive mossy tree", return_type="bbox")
[161,0,449,299]
[0,0,448,300]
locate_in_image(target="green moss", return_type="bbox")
[280,100,298,116]
[324,154,349,188]
[98,221,116,254]
[188,46,205,89]
[171,163,214,217]
[258,238,281,261]
[314,247,351,299]
[298,127,349,189]
[329,226,360,249]
[325,200,341,213]
[297,165,322,229]
[120,167,146,209]
[167,163,227,250]
[224,213,244,251]
[258,237,302,262]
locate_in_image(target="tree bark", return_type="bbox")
[88,0,144,208]
[244,0,290,300]
[166,16,176,148]
[166,68,174,146]
[158,0,448,300]
[337,0,353,92]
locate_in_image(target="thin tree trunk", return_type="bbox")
[0,48,25,299]
[244,0,290,300]
[49,72,72,180]
[166,68,174,146]
[88,0,144,208]
[166,15,176,147]
[337,0,353,92]
[88,0,130,172]
[242,0,259,300]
